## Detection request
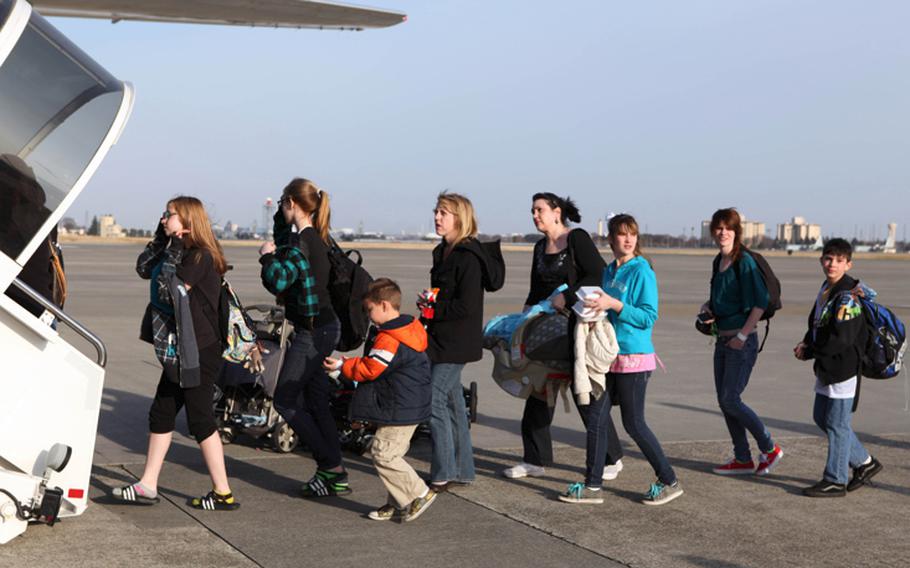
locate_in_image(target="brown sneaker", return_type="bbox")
[367,504,400,521]
[403,490,438,523]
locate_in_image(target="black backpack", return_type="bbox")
[327,238,373,352]
[710,247,782,351]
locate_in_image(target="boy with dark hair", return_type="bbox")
[324,278,437,521]
[794,238,882,497]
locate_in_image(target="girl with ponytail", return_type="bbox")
[259,177,348,497]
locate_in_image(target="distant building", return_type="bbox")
[776,216,821,244]
[701,216,765,246]
[99,214,125,238]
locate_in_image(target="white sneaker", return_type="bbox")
[602,459,624,481]
[502,462,545,479]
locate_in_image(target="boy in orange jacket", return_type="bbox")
[324,278,436,522]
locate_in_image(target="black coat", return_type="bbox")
[424,238,504,364]
[524,228,605,307]
[802,274,868,385]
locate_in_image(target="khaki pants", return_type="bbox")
[372,424,428,508]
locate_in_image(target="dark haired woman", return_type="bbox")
[701,208,782,476]
[502,193,623,479]
[260,178,347,497]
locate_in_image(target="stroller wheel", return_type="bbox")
[271,420,299,453]
[465,381,478,425]
[355,432,375,456]
[219,428,235,445]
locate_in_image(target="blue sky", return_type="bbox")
[52,0,910,239]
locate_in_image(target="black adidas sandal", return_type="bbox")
[300,470,352,498]
[112,483,160,505]
[191,490,240,511]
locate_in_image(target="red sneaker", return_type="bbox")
[712,458,756,475]
[756,445,783,476]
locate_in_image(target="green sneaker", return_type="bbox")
[558,482,604,504]
[642,481,683,506]
[301,470,352,498]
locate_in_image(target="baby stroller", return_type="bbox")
[329,374,479,455]
[215,305,299,453]
[329,378,376,455]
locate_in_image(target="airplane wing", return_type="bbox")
[30,0,407,30]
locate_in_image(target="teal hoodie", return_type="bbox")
[601,255,658,354]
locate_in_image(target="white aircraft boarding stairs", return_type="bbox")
[0,0,132,544]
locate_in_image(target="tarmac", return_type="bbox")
[3,243,909,568]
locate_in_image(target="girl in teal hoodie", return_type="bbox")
[560,214,682,506]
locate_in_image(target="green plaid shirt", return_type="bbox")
[260,244,319,320]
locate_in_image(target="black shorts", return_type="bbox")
[148,343,223,443]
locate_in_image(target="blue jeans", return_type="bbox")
[586,371,676,487]
[429,363,475,483]
[273,318,342,470]
[813,393,869,484]
[713,333,774,462]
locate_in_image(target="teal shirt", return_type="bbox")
[602,255,658,354]
[711,252,769,331]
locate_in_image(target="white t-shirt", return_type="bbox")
[812,282,857,399]
[815,376,857,399]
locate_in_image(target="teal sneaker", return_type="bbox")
[558,482,604,504]
[642,481,683,506]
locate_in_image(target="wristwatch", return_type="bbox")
[736,332,748,342]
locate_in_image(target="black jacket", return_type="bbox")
[802,274,868,385]
[346,315,432,426]
[424,238,504,364]
[524,228,605,307]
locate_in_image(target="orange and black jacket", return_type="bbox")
[342,314,432,426]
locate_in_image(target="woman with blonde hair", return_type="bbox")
[259,178,348,497]
[115,196,239,510]
[420,191,503,491]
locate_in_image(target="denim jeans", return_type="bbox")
[713,333,774,462]
[429,363,475,483]
[521,391,623,468]
[585,371,676,487]
[273,318,342,470]
[813,393,869,484]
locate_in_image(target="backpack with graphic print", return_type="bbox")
[218,279,258,363]
[858,297,907,380]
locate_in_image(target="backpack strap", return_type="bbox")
[566,229,579,288]
[48,238,67,308]
[709,253,721,313]
[757,320,770,353]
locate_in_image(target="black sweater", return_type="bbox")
[524,228,605,307]
[802,274,868,385]
[424,238,500,364]
[296,227,337,327]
